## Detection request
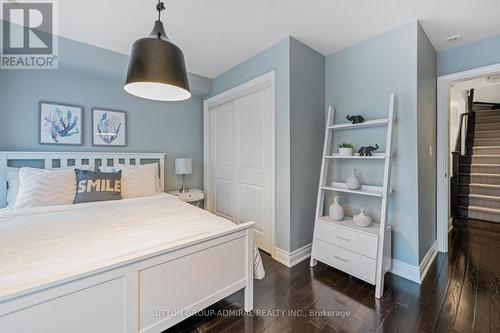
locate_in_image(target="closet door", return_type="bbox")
[208,84,273,253]
[211,101,235,220]
[234,88,272,252]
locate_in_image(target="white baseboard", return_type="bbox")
[274,243,312,268]
[390,240,438,284]
[419,241,438,282]
[390,259,420,283]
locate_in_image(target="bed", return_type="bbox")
[0,152,255,333]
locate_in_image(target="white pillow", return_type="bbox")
[6,167,20,207]
[100,163,159,198]
[14,168,77,209]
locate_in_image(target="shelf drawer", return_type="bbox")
[180,192,204,201]
[313,239,376,284]
[314,219,379,259]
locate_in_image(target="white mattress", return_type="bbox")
[0,193,247,300]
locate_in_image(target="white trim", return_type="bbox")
[390,241,438,284]
[0,151,167,208]
[437,62,500,253]
[203,71,276,258]
[419,241,438,282]
[274,243,312,268]
[390,259,420,283]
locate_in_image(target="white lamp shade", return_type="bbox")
[175,158,192,175]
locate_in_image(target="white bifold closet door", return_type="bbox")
[210,86,273,252]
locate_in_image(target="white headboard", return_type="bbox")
[0,151,167,208]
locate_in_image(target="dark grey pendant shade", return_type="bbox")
[124,20,191,101]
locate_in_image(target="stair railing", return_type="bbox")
[451,89,474,218]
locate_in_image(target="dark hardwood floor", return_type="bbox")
[164,225,500,332]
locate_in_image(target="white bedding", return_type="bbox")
[0,193,263,300]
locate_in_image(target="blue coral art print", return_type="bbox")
[92,109,127,146]
[40,102,83,145]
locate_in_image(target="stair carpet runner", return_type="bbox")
[459,105,500,223]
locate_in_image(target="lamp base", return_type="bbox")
[179,182,189,193]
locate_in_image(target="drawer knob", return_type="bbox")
[334,255,348,263]
[336,236,351,242]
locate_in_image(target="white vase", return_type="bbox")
[329,196,344,221]
[353,210,372,227]
[346,169,361,190]
[338,147,353,156]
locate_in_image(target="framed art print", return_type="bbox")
[92,108,127,146]
[40,102,83,145]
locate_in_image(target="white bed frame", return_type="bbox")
[0,151,254,333]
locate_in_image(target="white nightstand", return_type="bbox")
[168,189,205,207]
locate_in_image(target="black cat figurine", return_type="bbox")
[346,115,365,124]
[358,144,379,156]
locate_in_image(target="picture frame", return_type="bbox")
[40,101,83,145]
[92,108,127,146]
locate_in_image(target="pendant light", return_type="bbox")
[124,1,191,101]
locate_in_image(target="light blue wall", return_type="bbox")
[437,34,500,76]
[325,21,420,265]
[212,37,292,251]
[0,33,212,191]
[417,23,437,262]
[289,38,325,251]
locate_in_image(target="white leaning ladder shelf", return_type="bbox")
[310,93,395,299]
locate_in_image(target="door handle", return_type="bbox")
[336,236,351,242]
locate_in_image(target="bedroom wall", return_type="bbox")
[289,38,325,251]
[325,21,420,266]
[0,33,212,191]
[212,37,292,252]
[437,34,500,76]
[416,23,437,262]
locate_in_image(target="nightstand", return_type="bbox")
[168,189,204,207]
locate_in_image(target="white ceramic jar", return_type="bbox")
[329,196,344,221]
[353,210,372,227]
[346,169,361,190]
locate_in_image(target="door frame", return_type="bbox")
[437,63,500,252]
[204,71,276,257]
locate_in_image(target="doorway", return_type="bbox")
[204,71,276,255]
[437,63,500,252]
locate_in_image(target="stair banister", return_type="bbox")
[451,89,474,219]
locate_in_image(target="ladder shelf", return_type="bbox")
[329,118,389,130]
[310,93,395,300]
[324,153,388,160]
[321,182,383,198]
[317,215,380,237]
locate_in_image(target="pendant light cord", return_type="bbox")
[156,1,165,21]
[155,1,166,39]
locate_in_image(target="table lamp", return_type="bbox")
[175,158,192,193]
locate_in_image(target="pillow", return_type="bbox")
[100,163,160,198]
[74,169,122,204]
[6,167,20,207]
[15,167,76,208]
[5,166,94,208]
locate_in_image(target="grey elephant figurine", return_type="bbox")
[358,144,379,156]
[346,115,365,124]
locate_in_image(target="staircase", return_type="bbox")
[457,101,500,223]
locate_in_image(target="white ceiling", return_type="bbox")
[58,0,500,78]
